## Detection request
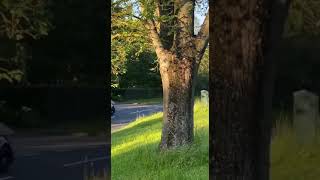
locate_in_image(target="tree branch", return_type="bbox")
[146,19,167,58]
[132,14,142,20]
[0,11,10,24]
[195,12,209,62]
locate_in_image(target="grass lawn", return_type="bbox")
[271,118,320,180]
[112,101,209,180]
[112,101,320,180]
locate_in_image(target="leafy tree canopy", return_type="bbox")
[0,0,52,83]
[111,0,209,88]
[285,0,320,37]
[111,0,150,88]
[0,0,52,40]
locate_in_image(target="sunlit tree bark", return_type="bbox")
[144,0,209,149]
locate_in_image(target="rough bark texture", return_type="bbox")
[159,52,197,148]
[145,0,209,149]
[210,0,267,179]
[210,0,291,179]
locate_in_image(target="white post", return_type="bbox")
[293,90,319,144]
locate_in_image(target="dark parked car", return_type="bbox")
[111,100,115,116]
[0,136,14,173]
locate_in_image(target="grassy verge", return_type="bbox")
[118,96,205,105]
[112,101,209,180]
[112,102,320,180]
[271,115,320,180]
[84,166,110,180]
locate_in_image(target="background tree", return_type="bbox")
[26,0,106,86]
[112,0,209,149]
[285,0,320,37]
[0,0,52,84]
[138,0,209,149]
[196,46,208,90]
[119,50,161,89]
[111,0,150,88]
[210,0,291,179]
[270,0,320,112]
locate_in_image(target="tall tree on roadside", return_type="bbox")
[112,0,209,149]
[210,0,291,179]
[141,0,209,149]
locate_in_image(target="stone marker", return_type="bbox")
[201,90,209,105]
[293,90,319,144]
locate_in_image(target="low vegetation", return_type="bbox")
[271,114,320,180]
[84,167,109,180]
[111,101,319,180]
[112,101,209,180]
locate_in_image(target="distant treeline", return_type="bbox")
[0,87,106,128]
[274,36,320,110]
[0,0,107,86]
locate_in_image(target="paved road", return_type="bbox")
[111,103,163,132]
[112,103,162,122]
[0,136,109,180]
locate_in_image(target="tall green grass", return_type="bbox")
[271,112,320,180]
[112,102,320,180]
[112,101,209,180]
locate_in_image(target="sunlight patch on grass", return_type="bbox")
[112,102,320,180]
[112,130,161,157]
[118,112,163,131]
[111,101,209,180]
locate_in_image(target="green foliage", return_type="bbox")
[0,0,52,83]
[285,0,320,37]
[112,101,320,180]
[0,68,23,83]
[198,47,209,76]
[27,0,106,85]
[119,50,161,88]
[0,0,52,40]
[111,0,151,87]
[112,101,209,180]
[271,113,320,180]
[111,0,209,88]
[196,47,209,91]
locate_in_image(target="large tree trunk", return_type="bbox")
[210,0,268,179]
[159,54,197,149]
[210,0,291,179]
[145,0,209,150]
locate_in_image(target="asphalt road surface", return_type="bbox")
[111,103,163,124]
[111,103,163,131]
[0,136,109,180]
